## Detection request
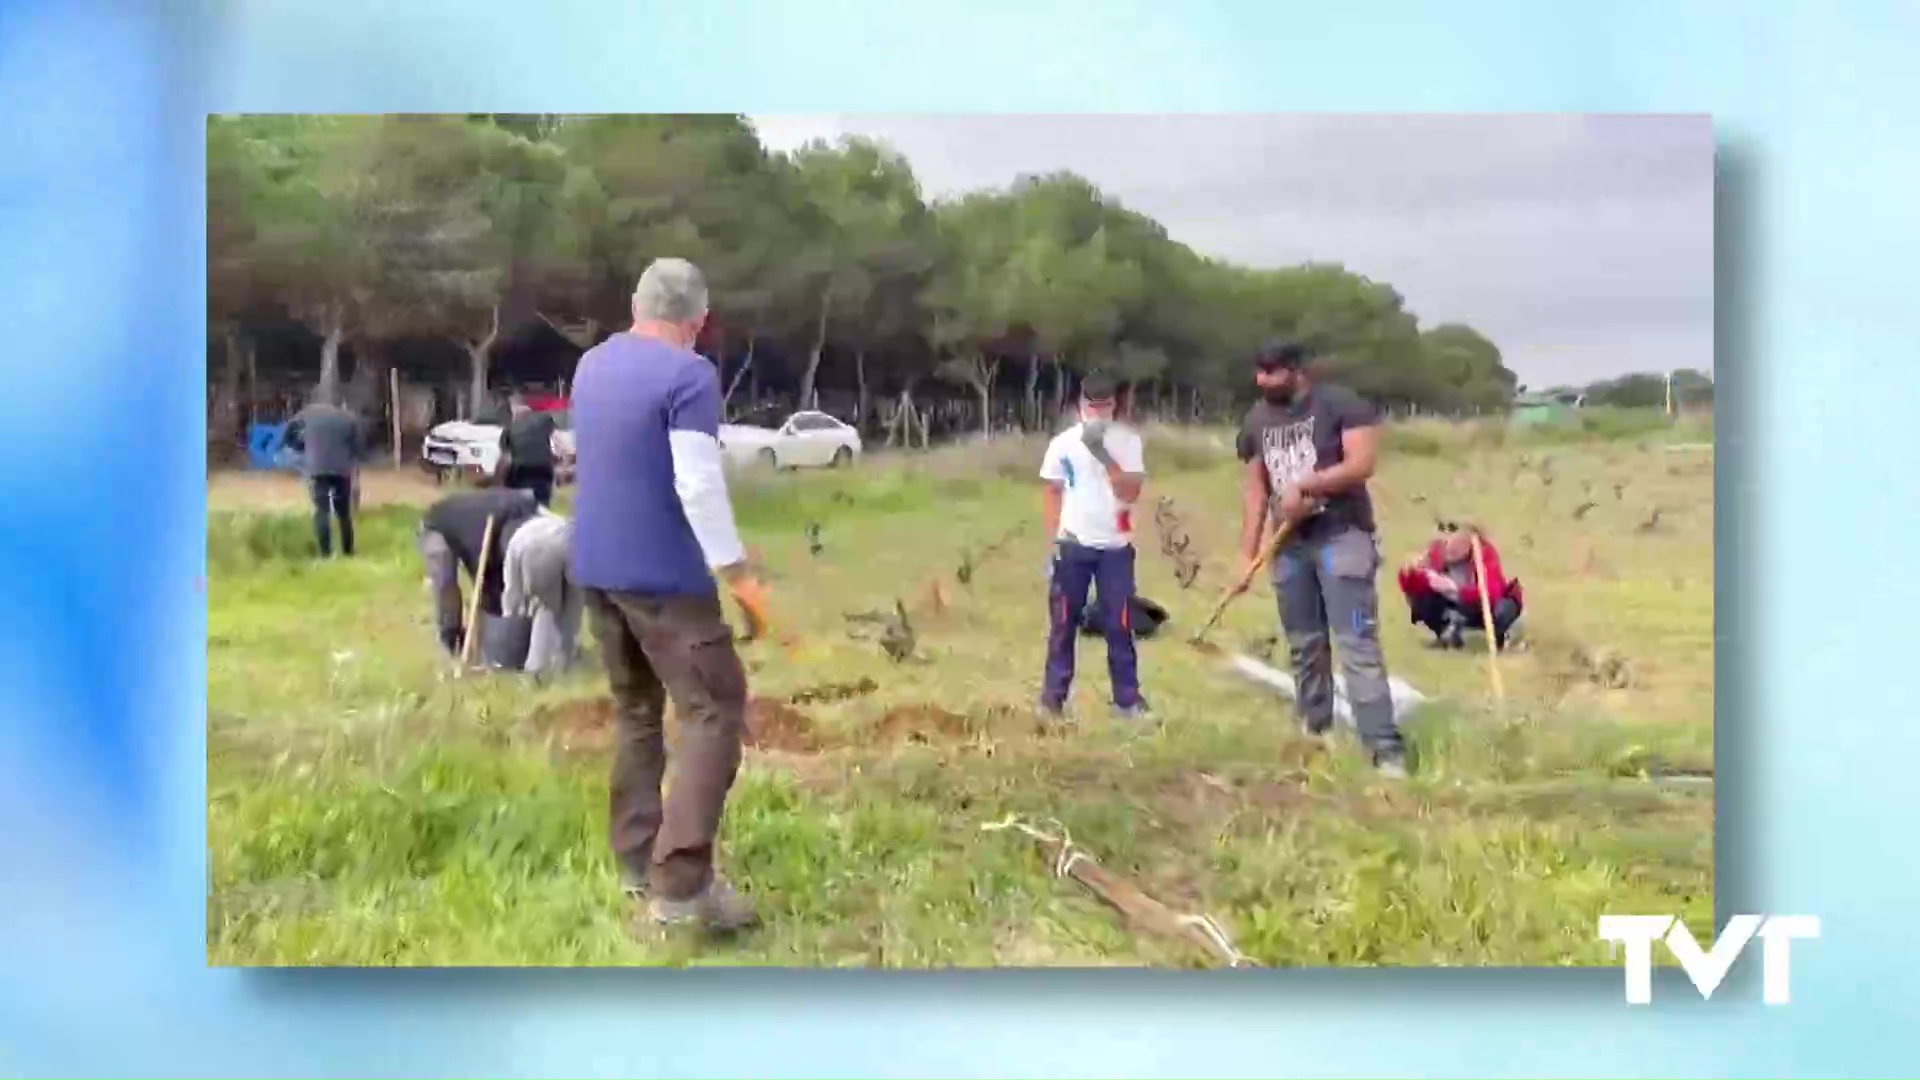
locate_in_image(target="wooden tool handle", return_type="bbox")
[459,514,500,669]
[1467,530,1505,702]
[1192,519,1295,640]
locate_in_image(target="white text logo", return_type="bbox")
[1598,914,1820,1004]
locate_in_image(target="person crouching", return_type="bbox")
[501,510,582,677]
[1396,522,1524,650]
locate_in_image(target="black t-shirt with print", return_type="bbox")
[1234,383,1381,538]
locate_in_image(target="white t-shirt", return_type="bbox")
[1040,421,1147,549]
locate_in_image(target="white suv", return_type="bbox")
[422,408,576,482]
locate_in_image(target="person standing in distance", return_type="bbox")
[1232,341,1409,777]
[1038,371,1151,722]
[569,257,772,934]
[283,392,364,558]
[497,391,559,507]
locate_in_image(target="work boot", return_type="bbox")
[648,875,759,934]
[618,867,648,901]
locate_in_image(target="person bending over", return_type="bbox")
[418,487,542,657]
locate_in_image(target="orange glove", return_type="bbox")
[721,565,775,642]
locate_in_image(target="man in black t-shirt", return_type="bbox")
[1232,341,1408,776]
[498,393,558,506]
[418,487,542,656]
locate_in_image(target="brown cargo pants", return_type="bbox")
[582,586,748,901]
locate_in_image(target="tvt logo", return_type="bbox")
[1598,914,1821,1004]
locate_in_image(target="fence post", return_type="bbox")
[390,367,402,469]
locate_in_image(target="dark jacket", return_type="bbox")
[285,403,363,478]
[500,411,557,471]
[422,489,542,614]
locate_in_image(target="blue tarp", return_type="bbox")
[246,423,300,471]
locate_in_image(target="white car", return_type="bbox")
[718,411,863,469]
[422,411,576,481]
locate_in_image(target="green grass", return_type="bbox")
[208,412,1713,967]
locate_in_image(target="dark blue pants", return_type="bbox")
[309,473,354,557]
[1043,542,1142,709]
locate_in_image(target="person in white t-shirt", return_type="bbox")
[1037,371,1150,721]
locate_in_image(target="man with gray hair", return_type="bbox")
[570,256,775,935]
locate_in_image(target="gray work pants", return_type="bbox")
[1272,524,1406,763]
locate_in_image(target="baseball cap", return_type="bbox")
[1254,340,1311,372]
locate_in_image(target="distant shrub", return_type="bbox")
[1383,427,1445,458]
[1143,428,1227,473]
[1516,407,1677,446]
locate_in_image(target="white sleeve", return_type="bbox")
[1039,436,1066,482]
[1115,428,1147,474]
[668,429,747,570]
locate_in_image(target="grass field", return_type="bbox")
[207,409,1714,967]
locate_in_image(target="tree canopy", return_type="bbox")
[211,114,1537,429]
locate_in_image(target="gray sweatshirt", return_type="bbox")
[286,403,364,478]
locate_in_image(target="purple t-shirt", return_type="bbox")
[569,332,721,596]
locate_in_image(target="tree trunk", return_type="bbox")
[218,325,245,444]
[345,340,386,420]
[316,304,346,404]
[467,343,489,418]
[246,334,258,425]
[1025,350,1042,431]
[975,355,998,439]
[461,304,502,418]
[1051,355,1067,420]
[798,288,831,409]
[854,347,869,435]
[723,334,755,413]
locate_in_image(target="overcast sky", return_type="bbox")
[749,114,1713,388]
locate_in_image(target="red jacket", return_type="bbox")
[1397,534,1522,610]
